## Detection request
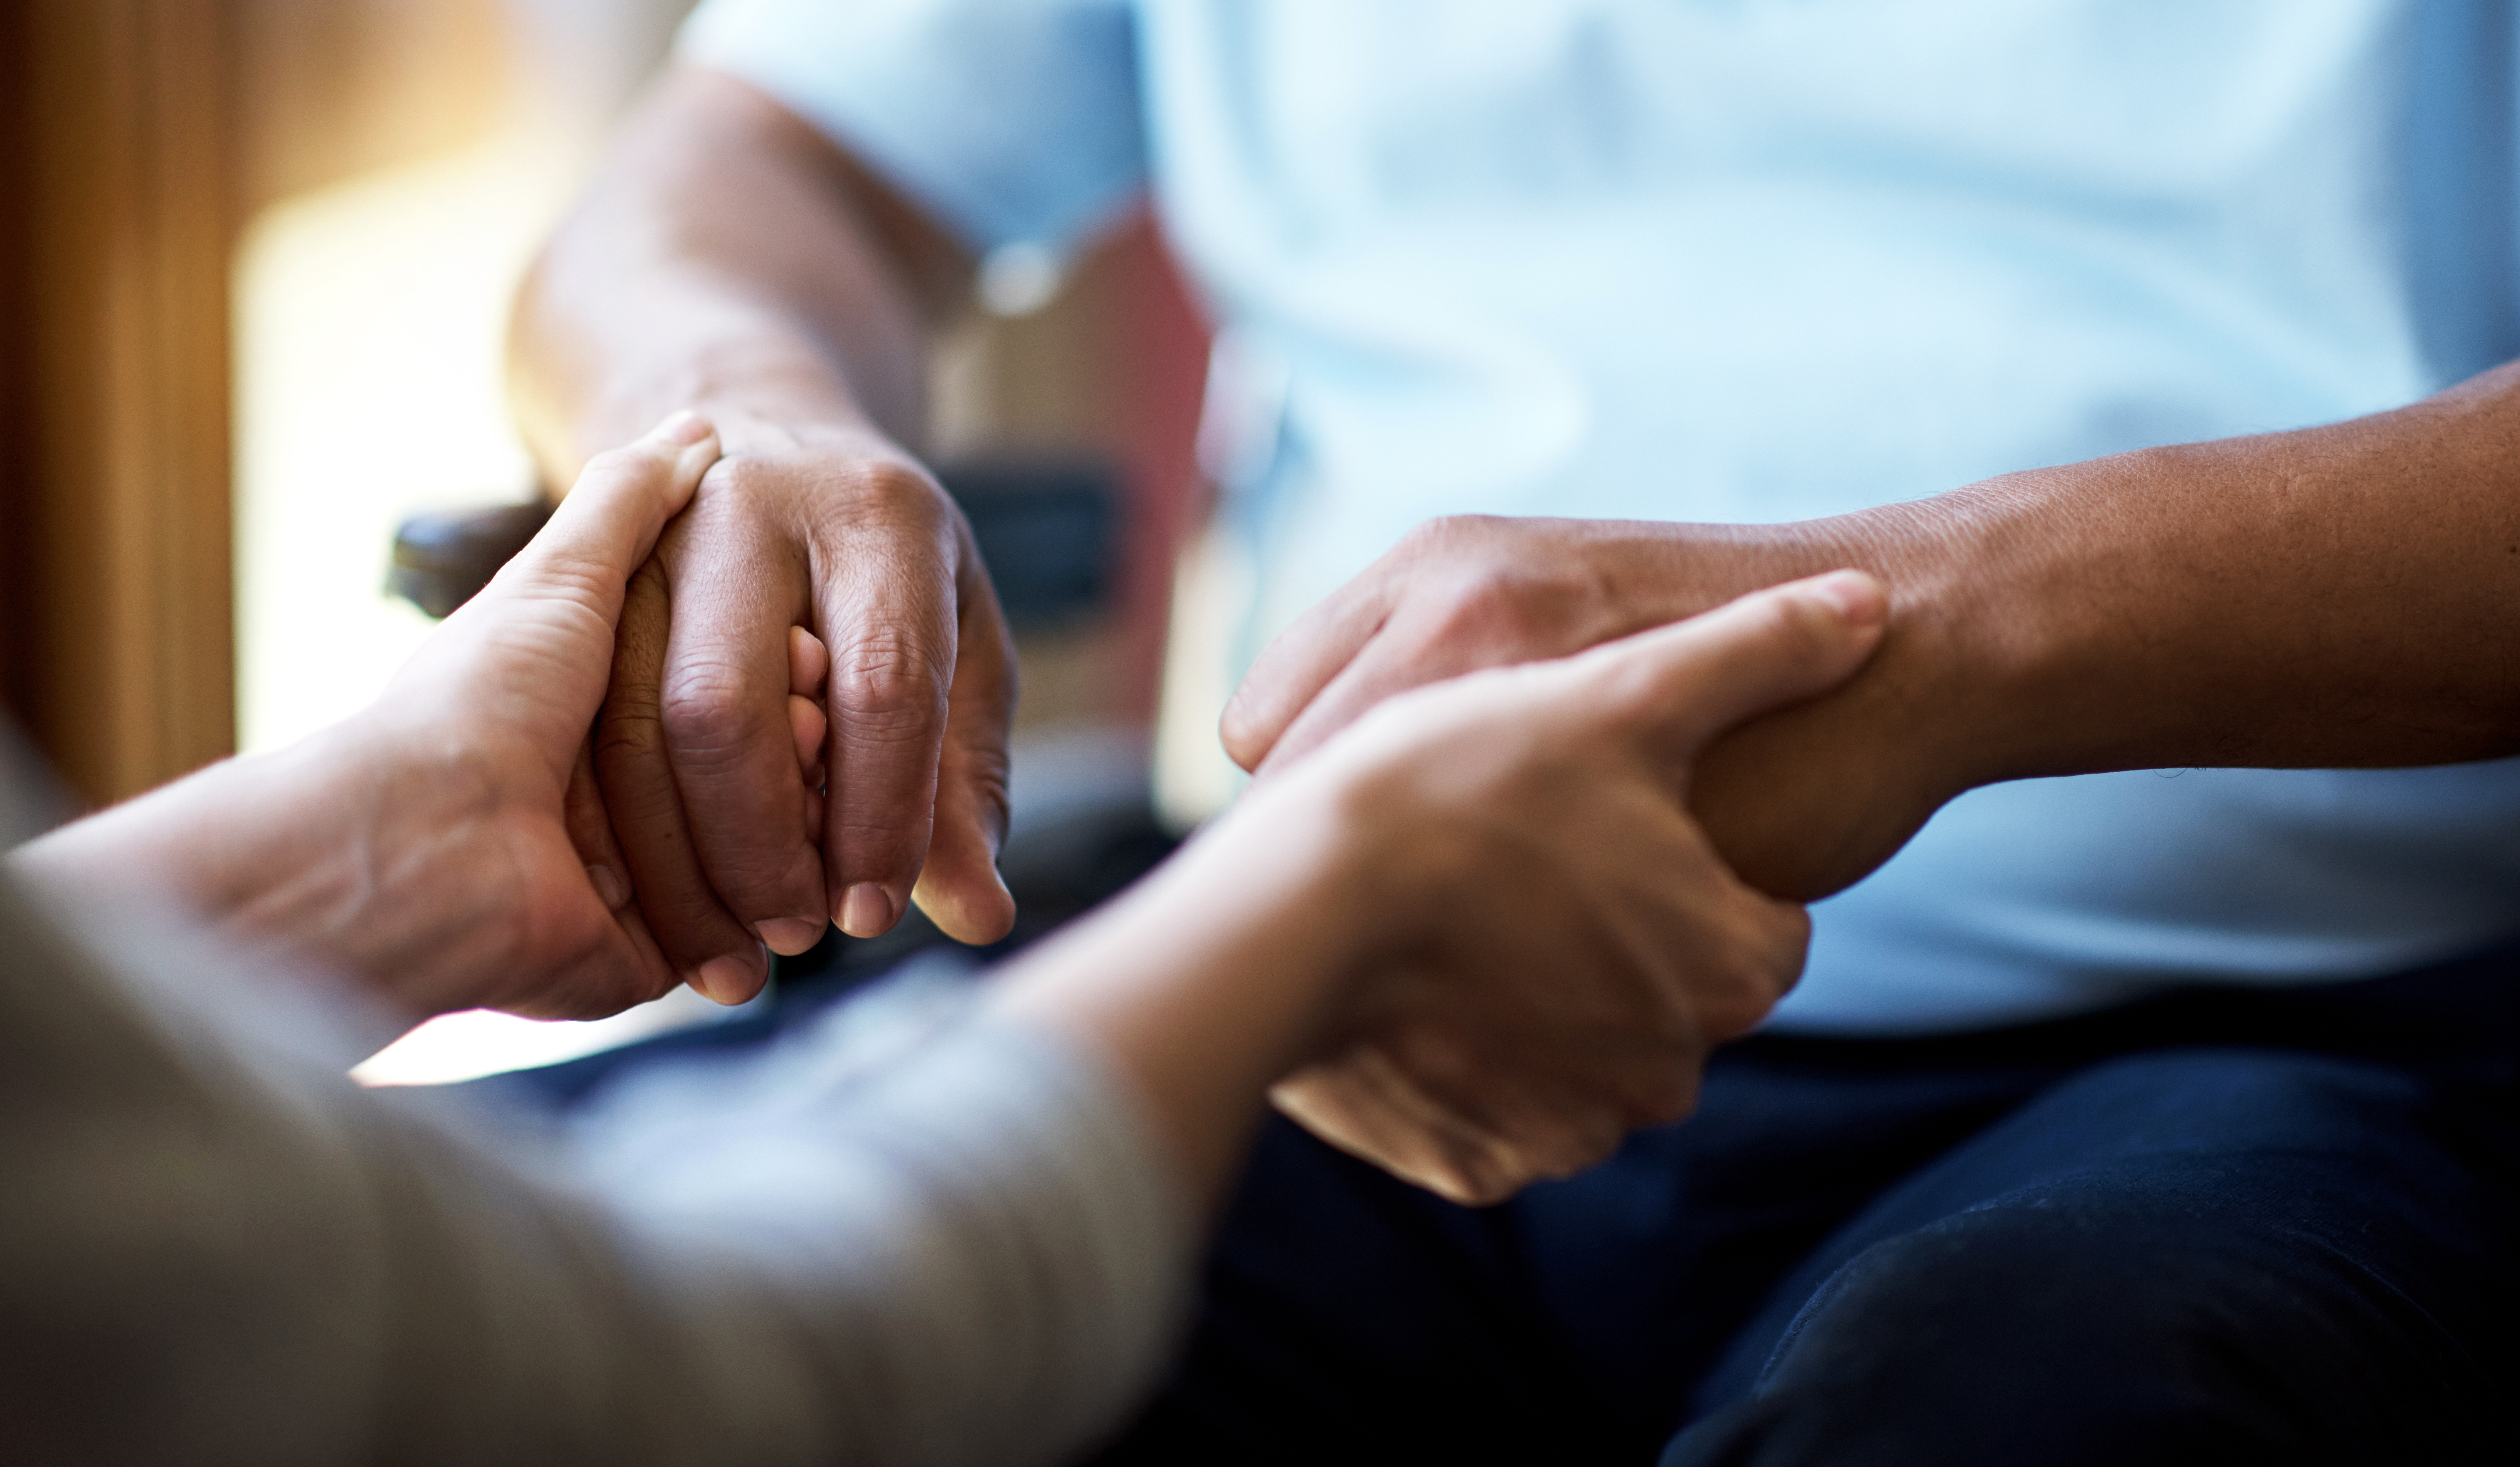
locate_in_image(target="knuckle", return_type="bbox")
[847,454,947,506]
[1698,908,1809,1038]
[581,441,662,482]
[1425,577,1542,650]
[958,750,1013,835]
[659,659,781,766]
[1764,904,1816,978]
[1750,591,1834,665]
[697,450,792,506]
[1403,513,1505,557]
[828,635,949,746]
[692,451,945,535]
[815,457,958,543]
[594,698,669,764]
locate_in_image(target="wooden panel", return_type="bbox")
[0,3,38,737]
[16,0,240,806]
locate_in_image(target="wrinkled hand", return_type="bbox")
[1263,571,1888,1204]
[591,424,1018,1005]
[1221,514,1962,901]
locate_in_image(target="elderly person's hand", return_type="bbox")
[1219,514,1979,904]
[583,425,1016,1006]
[1238,571,1887,1204]
[15,414,732,1020]
[510,72,1023,1011]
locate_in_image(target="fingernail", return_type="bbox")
[585,863,628,910]
[1806,570,1887,629]
[691,949,764,1006]
[839,883,895,939]
[756,916,826,956]
[648,409,714,447]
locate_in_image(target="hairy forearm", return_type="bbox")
[510,67,960,477]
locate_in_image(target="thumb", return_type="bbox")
[1587,570,1889,761]
[477,411,719,625]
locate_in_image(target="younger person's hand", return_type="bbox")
[1260,571,1888,1204]
[348,412,726,1016]
[15,413,724,1021]
[982,572,1883,1214]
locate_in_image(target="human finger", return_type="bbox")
[789,623,831,698]
[789,694,829,785]
[790,625,831,797]
[653,476,832,953]
[1219,574,1398,772]
[812,509,961,940]
[565,731,637,923]
[1584,570,1888,764]
[909,546,1016,944]
[1271,1054,1529,1206]
[478,410,717,628]
[416,412,721,778]
[594,556,772,1004]
[533,734,681,1017]
[1252,609,1509,778]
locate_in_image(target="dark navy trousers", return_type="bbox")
[508,940,2520,1465]
[1084,947,2520,1466]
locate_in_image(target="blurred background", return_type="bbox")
[0,0,1214,1081]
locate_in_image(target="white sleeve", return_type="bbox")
[678,0,1150,254]
[0,875,1194,1467]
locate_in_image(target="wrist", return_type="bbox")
[1640,497,2042,803]
[8,728,392,959]
[982,777,1390,1207]
[1657,494,2058,899]
[535,301,903,481]
[695,408,918,475]
[1828,455,2216,787]
[168,718,507,1014]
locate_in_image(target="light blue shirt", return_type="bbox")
[683,0,2520,1032]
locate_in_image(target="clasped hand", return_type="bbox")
[381,433,1890,1205]
[1246,569,1887,1202]
[23,420,1889,1211]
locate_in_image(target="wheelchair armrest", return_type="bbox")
[385,500,554,619]
[383,461,1118,626]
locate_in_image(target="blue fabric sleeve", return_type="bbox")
[679,0,1151,255]
[0,866,1193,1466]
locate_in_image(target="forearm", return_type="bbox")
[510,67,960,477]
[7,724,519,1016]
[1,863,1192,1467]
[1740,360,2520,796]
[1923,368,2520,777]
[1538,361,2520,900]
[989,785,1389,1213]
